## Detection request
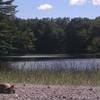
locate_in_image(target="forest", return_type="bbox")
[0,0,100,56]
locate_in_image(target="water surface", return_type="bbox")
[6,58,100,71]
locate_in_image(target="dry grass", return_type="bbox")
[0,67,100,85]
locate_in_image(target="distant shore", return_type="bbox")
[1,54,100,61]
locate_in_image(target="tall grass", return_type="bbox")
[0,60,100,85]
[0,66,100,85]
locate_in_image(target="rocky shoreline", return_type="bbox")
[0,84,100,100]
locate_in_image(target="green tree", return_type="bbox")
[0,0,17,55]
[0,0,17,16]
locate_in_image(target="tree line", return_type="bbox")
[0,0,100,56]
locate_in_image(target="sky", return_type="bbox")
[13,0,100,19]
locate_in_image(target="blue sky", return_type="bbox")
[13,0,100,19]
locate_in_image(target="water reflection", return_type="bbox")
[4,59,100,71]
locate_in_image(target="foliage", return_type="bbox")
[0,0,17,16]
[0,8,100,55]
[1,68,100,85]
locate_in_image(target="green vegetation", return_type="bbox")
[1,0,100,85]
[0,66,100,85]
[0,0,17,16]
[0,0,100,56]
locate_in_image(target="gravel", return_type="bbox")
[0,84,100,100]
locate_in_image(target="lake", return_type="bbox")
[3,58,100,71]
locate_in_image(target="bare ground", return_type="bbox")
[0,84,100,100]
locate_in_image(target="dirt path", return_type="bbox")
[0,84,100,100]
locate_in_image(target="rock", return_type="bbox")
[0,83,15,94]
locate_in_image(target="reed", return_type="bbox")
[0,66,100,85]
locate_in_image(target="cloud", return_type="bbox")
[37,4,53,10]
[92,0,100,5]
[69,0,86,5]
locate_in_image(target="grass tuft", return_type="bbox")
[0,67,100,85]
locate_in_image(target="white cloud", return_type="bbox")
[37,4,53,10]
[92,0,100,5]
[69,0,86,5]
